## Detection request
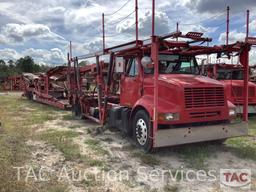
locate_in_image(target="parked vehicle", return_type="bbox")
[23,66,71,110]
[203,63,256,114]
[68,32,252,151]
[251,65,256,83]
[2,75,23,91]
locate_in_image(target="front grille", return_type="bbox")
[232,86,255,98]
[185,87,225,108]
[189,111,221,118]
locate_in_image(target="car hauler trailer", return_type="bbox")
[2,75,23,91]
[68,30,256,151]
[22,66,71,110]
[251,65,256,83]
[202,63,256,114]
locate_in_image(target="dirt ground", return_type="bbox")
[0,92,255,192]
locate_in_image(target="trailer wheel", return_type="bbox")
[133,110,153,152]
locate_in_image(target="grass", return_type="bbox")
[175,145,214,170]
[0,94,68,191]
[163,184,179,192]
[43,183,70,192]
[225,116,256,161]
[39,130,106,168]
[131,152,160,166]
[80,174,100,187]
[174,117,256,170]
[39,130,107,168]
[68,125,82,129]
[84,139,109,156]
[39,130,81,161]
[62,114,75,121]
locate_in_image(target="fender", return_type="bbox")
[131,95,181,119]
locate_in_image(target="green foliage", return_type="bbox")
[0,56,50,81]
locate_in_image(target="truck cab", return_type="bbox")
[204,64,256,114]
[69,32,250,152]
[116,52,245,151]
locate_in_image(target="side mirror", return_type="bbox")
[141,56,154,69]
[201,59,206,75]
[115,57,124,73]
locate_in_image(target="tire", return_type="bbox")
[209,139,227,145]
[26,92,33,100]
[133,110,153,152]
[72,102,83,120]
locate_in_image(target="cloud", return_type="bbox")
[249,20,256,33]
[0,23,66,45]
[0,47,66,65]
[117,11,169,37]
[0,48,20,60]
[0,0,255,65]
[186,0,256,13]
[22,48,66,64]
[218,30,246,44]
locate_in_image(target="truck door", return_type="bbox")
[120,57,141,107]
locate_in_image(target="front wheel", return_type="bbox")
[133,110,153,152]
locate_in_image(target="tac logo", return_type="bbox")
[220,169,251,190]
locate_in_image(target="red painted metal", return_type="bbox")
[204,63,256,114]
[176,22,179,41]
[135,0,139,45]
[226,6,230,46]
[2,75,23,91]
[102,13,105,52]
[65,3,256,149]
[70,41,73,59]
[22,67,71,110]
[152,0,155,36]
[241,46,250,121]
[151,36,159,147]
[67,29,254,149]
[246,10,250,39]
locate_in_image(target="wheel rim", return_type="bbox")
[136,118,148,146]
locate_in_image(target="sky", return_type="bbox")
[0,0,255,65]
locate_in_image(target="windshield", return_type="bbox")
[159,54,200,75]
[217,69,244,80]
[144,54,200,75]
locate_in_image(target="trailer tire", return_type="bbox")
[133,110,153,152]
[72,103,83,120]
[210,139,227,145]
[26,92,33,100]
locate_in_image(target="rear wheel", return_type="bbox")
[133,110,153,152]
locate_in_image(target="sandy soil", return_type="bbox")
[24,115,256,192]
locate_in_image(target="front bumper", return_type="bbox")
[235,105,256,114]
[154,121,248,148]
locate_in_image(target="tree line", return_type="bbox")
[0,56,50,80]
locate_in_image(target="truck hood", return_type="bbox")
[159,74,223,87]
[220,80,256,87]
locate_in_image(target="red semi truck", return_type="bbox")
[203,63,256,114]
[251,65,256,83]
[68,32,253,151]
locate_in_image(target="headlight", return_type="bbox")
[159,113,180,121]
[229,108,236,117]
